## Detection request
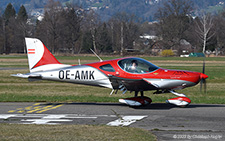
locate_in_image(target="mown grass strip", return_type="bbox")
[0,124,157,141]
[0,94,119,103]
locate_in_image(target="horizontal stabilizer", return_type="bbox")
[11,73,42,81]
[11,73,30,78]
[28,75,42,82]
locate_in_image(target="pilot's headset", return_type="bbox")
[130,60,138,70]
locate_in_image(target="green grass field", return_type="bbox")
[0,55,225,104]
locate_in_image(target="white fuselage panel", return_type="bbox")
[31,65,113,89]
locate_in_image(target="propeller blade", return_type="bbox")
[204,79,207,94]
[200,79,203,92]
[200,78,207,93]
[202,57,205,74]
[200,56,207,93]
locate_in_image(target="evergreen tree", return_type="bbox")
[0,16,4,54]
[3,3,16,54]
[15,5,29,53]
[97,22,112,53]
[4,3,16,23]
[82,31,93,53]
[17,5,28,22]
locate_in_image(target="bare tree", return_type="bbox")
[215,12,225,56]
[195,13,215,54]
[109,12,140,55]
[81,9,101,53]
[42,0,62,53]
[58,5,82,54]
[155,0,193,49]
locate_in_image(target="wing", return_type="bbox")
[108,75,157,92]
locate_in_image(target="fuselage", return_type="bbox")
[29,57,208,92]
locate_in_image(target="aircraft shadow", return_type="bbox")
[40,102,225,110]
[134,103,225,110]
[41,102,125,107]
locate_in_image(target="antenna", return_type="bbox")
[90,48,103,62]
[78,59,81,65]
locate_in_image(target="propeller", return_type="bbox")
[200,56,207,93]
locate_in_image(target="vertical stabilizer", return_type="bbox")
[25,38,63,72]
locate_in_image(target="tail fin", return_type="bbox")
[25,38,64,72]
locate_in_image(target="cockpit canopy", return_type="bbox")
[118,58,159,74]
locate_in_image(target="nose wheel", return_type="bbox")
[167,90,191,107]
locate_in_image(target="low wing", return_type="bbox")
[108,76,188,93]
[143,78,192,90]
[108,76,157,92]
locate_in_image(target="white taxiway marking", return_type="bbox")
[0,114,147,126]
[0,114,16,119]
[21,119,72,125]
[21,114,97,125]
[107,116,147,126]
[42,115,66,119]
[21,115,70,124]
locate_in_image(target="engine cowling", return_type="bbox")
[166,97,191,107]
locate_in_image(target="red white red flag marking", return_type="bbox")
[28,49,35,54]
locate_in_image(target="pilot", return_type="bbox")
[128,60,138,73]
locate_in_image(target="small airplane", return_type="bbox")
[12,38,208,107]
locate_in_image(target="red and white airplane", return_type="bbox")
[12,38,208,107]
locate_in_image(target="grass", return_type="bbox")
[0,124,156,141]
[0,55,224,104]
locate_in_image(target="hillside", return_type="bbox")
[0,0,225,21]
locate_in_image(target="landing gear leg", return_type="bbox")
[140,91,144,98]
[134,91,144,97]
[169,90,186,97]
[134,91,138,97]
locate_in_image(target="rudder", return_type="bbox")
[25,38,61,72]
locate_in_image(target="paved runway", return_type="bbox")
[0,102,224,140]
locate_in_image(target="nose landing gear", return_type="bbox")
[166,90,191,107]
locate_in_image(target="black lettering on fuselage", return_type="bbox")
[81,71,88,79]
[66,70,70,79]
[59,70,95,80]
[59,70,64,79]
[89,71,94,80]
[75,70,80,79]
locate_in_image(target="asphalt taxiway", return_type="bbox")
[0,102,224,141]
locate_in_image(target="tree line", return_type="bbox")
[0,0,225,56]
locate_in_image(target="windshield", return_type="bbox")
[118,58,159,74]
